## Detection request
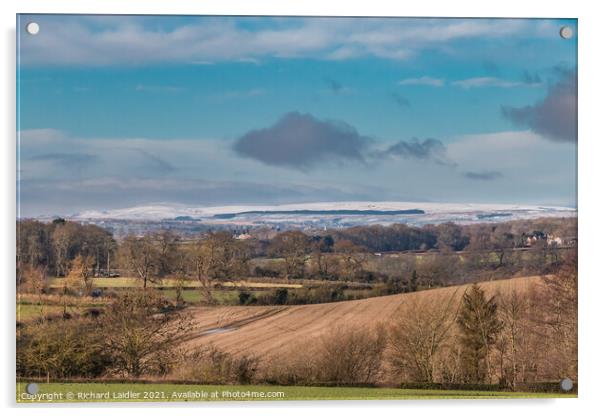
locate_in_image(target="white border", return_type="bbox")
[2,1,601,415]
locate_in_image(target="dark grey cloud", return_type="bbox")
[387,138,444,159]
[390,92,411,108]
[502,69,576,142]
[234,113,457,170]
[233,112,372,168]
[382,138,454,166]
[463,170,503,181]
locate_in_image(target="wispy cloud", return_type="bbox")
[390,92,411,108]
[135,84,185,93]
[19,16,556,66]
[237,57,261,65]
[214,88,267,101]
[521,70,543,85]
[452,77,543,88]
[320,77,354,95]
[131,149,176,173]
[398,76,444,87]
[463,170,503,181]
[481,60,500,75]
[30,152,97,163]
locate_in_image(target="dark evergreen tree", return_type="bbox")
[457,283,503,383]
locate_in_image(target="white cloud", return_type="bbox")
[237,57,261,65]
[18,128,66,143]
[447,130,576,172]
[19,16,555,66]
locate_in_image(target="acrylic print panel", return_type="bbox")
[16,15,577,403]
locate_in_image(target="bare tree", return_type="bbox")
[490,226,518,269]
[496,289,528,389]
[190,232,249,304]
[67,255,94,293]
[417,255,459,288]
[317,325,387,385]
[389,291,459,382]
[535,250,578,381]
[17,264,47,295]
[309,235,335,279]
[120,235,160,289]
[436,222,470,251]
[155,231,180,277]
[51,223,75,276]
[102,291,190,377]
[270,231,310,280]
[333,239,366,281]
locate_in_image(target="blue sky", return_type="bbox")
[17,15,577,216]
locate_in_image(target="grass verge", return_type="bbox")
[16,382,576,403]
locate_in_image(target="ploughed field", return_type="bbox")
[182,276,541,359]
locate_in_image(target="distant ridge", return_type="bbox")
[70,201,576,224]
[213,209,425,219]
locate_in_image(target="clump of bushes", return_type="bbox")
[17,289,190,380]
[262,325,387,386]
[254,285,363,306]
[175,347,259,384]
[253,266,280,278]
[238,290,257,305]
[17,317,112,379]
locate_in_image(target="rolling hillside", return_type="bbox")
[182,276,543,359]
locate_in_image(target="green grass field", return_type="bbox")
[16,382,575,402]
[16,304,68,321]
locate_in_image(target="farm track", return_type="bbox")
[182,275,542,359]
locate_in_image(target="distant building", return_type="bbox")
[525,232,569,247]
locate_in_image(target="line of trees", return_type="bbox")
[388,251,577,388]
[17,219,115,279]
[329,218,576,253]
[17,218,577,301]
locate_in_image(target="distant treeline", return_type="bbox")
[17,217,576,288]
[17,218,114,279]
[328,219,576,253]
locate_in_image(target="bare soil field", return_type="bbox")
[182,276,543,359]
